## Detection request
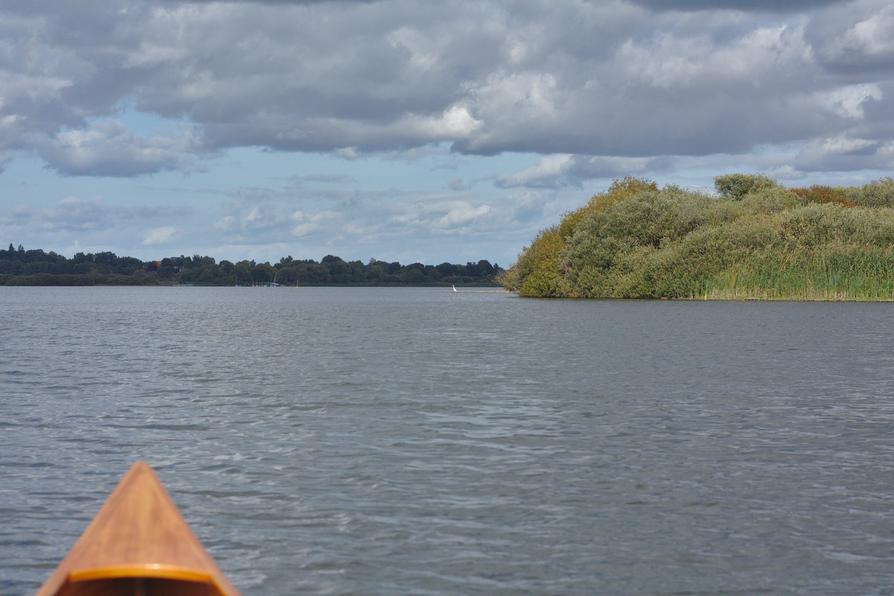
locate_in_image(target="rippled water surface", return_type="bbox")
[2,287,894,594]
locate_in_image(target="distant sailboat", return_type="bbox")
[452,284,457,292]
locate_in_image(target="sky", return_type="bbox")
[2,0,894,266]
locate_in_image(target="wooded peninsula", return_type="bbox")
[0,247,502,287]
[503,175,894,300]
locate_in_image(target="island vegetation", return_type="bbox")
[0,245,502,287]
[502,175,894,300]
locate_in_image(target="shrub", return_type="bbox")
[508,175,894,300]
[738,186,805,214]
[504,226,569,297]
[506,177,658,295]
[790,185,855,208]
[564,187,718,297]
[714,173,778,200]
[846,177,894,208]
[558,177,658,238]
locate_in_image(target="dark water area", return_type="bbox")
[2,287,893,594]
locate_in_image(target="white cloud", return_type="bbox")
[335,147,360,160]
[846,8,894,56]
[618,25,811,90]
[393,199,494,231]
[387,27,439,71]
[215,215,238,232]
[815,84,883,119]
[36,120,203,176]
[766,164,805,180]
[245,207,261,223]
[811,136,877,155]
[438,202,491,227]
[142,226,176,245]
[820,4,894,62]
[794,135,894,171]
[290,209,338,237]
[426,105,482,138]
[496,155,572,188]
[497,154,669,188]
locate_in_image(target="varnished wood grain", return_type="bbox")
[38,462,240,596]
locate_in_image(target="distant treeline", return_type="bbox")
[0,245,503,287]
[503,175,894,301]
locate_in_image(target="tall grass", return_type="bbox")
[503,174,894,301]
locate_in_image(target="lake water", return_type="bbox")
[2,287,893,594]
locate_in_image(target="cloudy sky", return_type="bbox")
[2,0,894,265]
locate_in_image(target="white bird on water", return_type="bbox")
[452,284,457,292]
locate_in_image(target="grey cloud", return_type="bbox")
[30,197,191,232]
[457,20,832,157]
[630,0,844,12]
[506,191,551,224]
[212,182,387,243]
[497,155,673,188]
[216,176,507,238]
[0,151,12,174]
[448,178,467,191]
[0,204,34,226]
[216,202,290,238]
[566,155,674,180]
[806,0,894,72]
[41,198,114,232]
[794,136,894,172]
[161,0,376,3]
[36,120,204,177]
[1,0,893,176]
[292,173,357,184]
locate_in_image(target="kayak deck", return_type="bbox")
[39,461,239,596]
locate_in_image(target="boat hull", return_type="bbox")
[38,461,239,596]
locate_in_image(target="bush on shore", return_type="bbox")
[503,174,894,300]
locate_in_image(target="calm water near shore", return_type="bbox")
[2,287,894,594]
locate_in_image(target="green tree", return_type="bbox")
[235,261,253,285]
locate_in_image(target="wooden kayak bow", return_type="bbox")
[38,461,240,596]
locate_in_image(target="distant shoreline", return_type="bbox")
[0,246,503,288]
[0,279,509,293]
[1,279,503,288]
